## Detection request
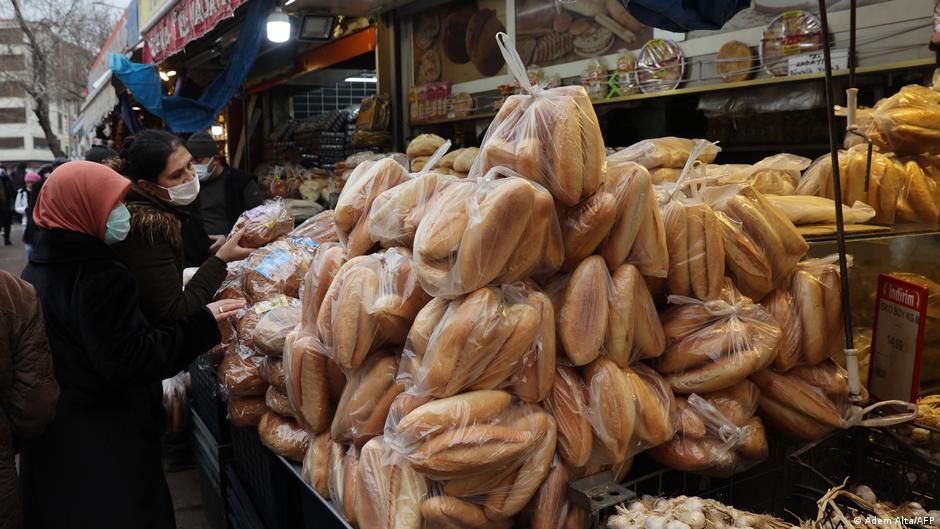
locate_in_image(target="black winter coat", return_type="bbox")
[20,229,221,529]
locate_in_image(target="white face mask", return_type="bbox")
[158,176,200,206]
[104,203,131,245]
[195,158,214,181]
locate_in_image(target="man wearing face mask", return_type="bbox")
[186,131,263,253]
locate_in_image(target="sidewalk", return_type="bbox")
[0,223,26,275]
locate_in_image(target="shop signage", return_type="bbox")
[86,8,129,93]
[145,0,248,64]
[139,0,177,35]
[787,48,848,75]
[869,273,928,403]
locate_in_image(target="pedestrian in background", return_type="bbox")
[0,270,59,529]
[0,166,13,246]
[22,172,43,261]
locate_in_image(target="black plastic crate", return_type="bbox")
[786,427,940,520]
[225,465,266,529]
[190,356,230,444]
[230,426,300,529]
[274,456,353,529]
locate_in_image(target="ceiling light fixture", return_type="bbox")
[344,76,377,83]
[266,7,291,43]
[159,71,169,81]
[211,124,224,136]
[132,106,142,111]
[166,70,177,77]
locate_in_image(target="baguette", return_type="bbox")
[562,191,619,271]
[629,192,669,277]
[757,394,834,442]
[624,364,674,446]
[512,291,556,403]
[417,183,474,261]
[571,89,606,199]
[750,369,844,428]
[284,333,332,434]
[265,385,294,417]
[675,399,707,439]
[818,266,844,358]
[499,187,558,283]
[793,270,827,365]
[408,424,537,480]
[789,360,849,397]
[742,187,808,259]
[761,289,802,371]
[471,303,541,390]
[558,256,609,365]
[356,437,426,529]
[704,380,760,423]
[584,358,636,463]
[421,497,511,529]
[688,203,725,300]
[663,200,691,296]
[606,264,640,366]
[666,348,762,394]
[739,417,769,461]
[717,214,774,299]
[302,244,346,331]
[302,432,331,498]
[395,390,513,441]
[544,366,592,467]
[322,260,380,370]
[724,195,789,280]
[649,437,735,472]
[482,413,557,519]
[549,99,586,206]
[601,163,652,268]
[655,321,735,374]
[530,463,569,529]
[331,354,404,447]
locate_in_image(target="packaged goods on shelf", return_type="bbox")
[242,238,319,303]
[265,386,294,417]
[300,242,346,333]
[258,356,285,389]
[302,432,332,498]
[655,279,781,394]
[289,209,339,243]
[228,396,268,428]
[764,195,876,225]
[649,381,768,476]
[283,330,345,434]
[612,137,720,171]
[328,443,360,526]
[331,353,403,448]
[334,158,410,257]
[848,84,940,155]
[355,437,428,529]
[252,305,301,356]
[258,410,310,462]
[231,200,295,248]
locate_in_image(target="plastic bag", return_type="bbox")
[328,443,359,526]
[300,242,346,334]
[265,385,294,417]
[258,356,285,389]
[162,371,190,433]
[368,172,457,249]
[258,410,310,461]
[511,287,556,404]
[397,284,542,398]
[302,432,331,498]
[253,305,301,355]
[283,330,345,434]
[473,34,604,208]
[704,154,810,196]
[865,84,940,155]
[708,185,808,300]
[317,248,431,370]
[355,436,427,529]
[413,171,563,298]
[545,256,611,367]
[655,279,781,394]
[612,137,720,170]
[235,296,300,357]
[290,209,339,243]
[331,353,404,448]
[623,364,676,457]
[544,366,592,468]
[242,236,320,303]
[649,381,768,476]
[384,390,543,482]
[334,158,409,257]
[228,396,268,428]
[751,360,865,442]
[231,199,294,248]
[897,159,940,224]
[765,194,876,225]
[218,352,268,397]
[606,264,665,366]
[583,358,637,465]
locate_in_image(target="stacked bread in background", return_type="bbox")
[206,80,884,529]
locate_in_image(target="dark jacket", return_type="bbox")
[22,177,44,245]
[0,271,58,529]
[200,165,263,235]
[0,173,13,210]
[20,229,221,529]
[111,186,227,326]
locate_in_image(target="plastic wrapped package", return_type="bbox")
[290,209,339,243]
[511,287,556,404]
[865,84,940,155]
[368,172,458,249]
[385,390,542,482]
[355,436,428,529]
[317,248,431,370]
[765,194,876,225]
[655,279,781,394]
[761,11,823,76]
[258,410,310,462]
[398,284,542,398]
[328,443,360,526]
[606,264,665,366]
[162,371,190,433]
[413,173,563,298]
[612,137,720,170]
[331,353,404,448]
[559,167,630,272]
[897,160,940,224]
[228,396,268,428]
[583,358,636,465]
[252,305,301,355]
[215,269,246,301]
[545,256,611,367]
[283,330,345,434]
[300,242,346,333]
[334,158,409,257]
[421,495,511,529]
[751,360,864,442]
[649,381,768,476]
[706,154,810,196]
[219,352,268,397]
[258,356,285,389]
[526,458,569,529]
[544,366,592,468]
[472,35,604,208]
[265,385,294,417]
[636,39,685,93]
[242,236,320,303]
[623,364,676,456]
[236,296,300,356]
[708,185,808,299]
[231,200,294,248]
[302,432,331,498]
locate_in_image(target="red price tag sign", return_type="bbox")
[869,274,929,403]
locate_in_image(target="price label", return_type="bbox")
[868,274,928,402]
[787,48,848,75]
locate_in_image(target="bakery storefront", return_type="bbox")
[190,1,940,529]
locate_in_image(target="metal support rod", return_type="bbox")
[849,0,857,87]
[818,0,855,353]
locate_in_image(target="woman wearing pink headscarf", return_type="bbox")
[20,161,245,529]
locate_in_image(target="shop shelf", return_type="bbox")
[275,456,354,529]
[230,426,301,529]
[189,356,230,444]
[785,427,940,520]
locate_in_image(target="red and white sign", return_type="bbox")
[145,0,247,64]
[868,274,929,403]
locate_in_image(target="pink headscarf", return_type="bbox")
[24,171,40,183]
[33,161,130,240]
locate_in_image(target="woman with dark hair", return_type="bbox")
[113,129,251,326]
[20,161,245,528]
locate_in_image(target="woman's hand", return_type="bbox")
[206,299,246,322]
[215,229,253,263]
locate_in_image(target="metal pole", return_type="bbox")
[817,1,856,357]
[849,0,857,87]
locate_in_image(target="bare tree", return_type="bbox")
[1,0,115,157]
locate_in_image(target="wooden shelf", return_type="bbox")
[409,57,934,127]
